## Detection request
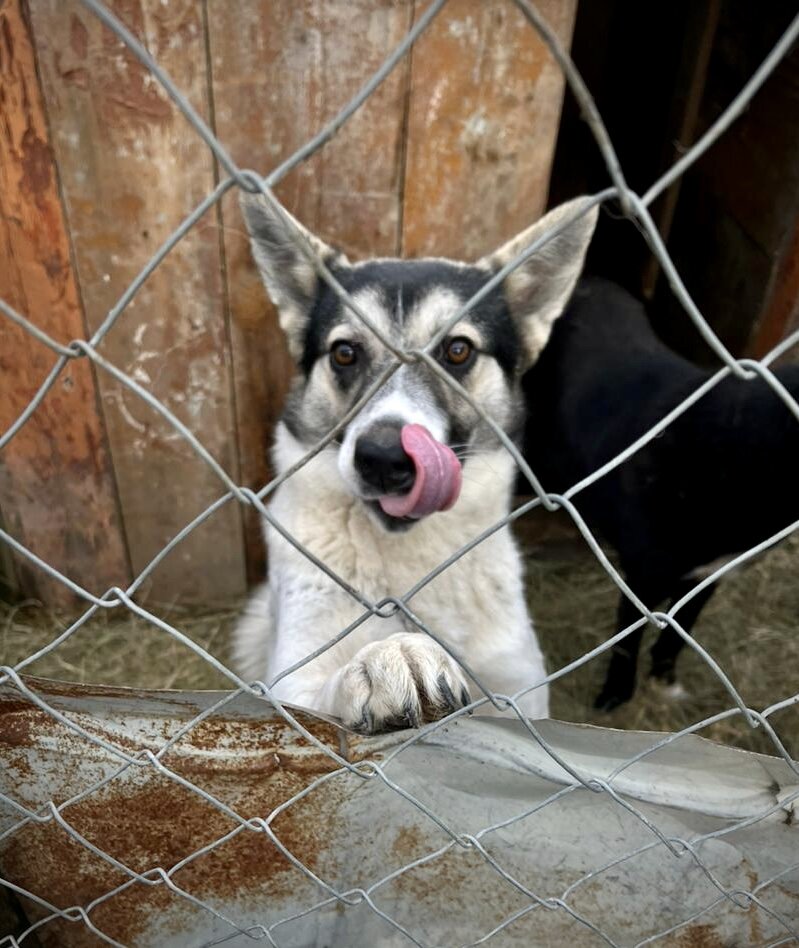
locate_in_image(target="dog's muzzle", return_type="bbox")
[354,422,462,520]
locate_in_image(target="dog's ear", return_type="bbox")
[478,197,598,367]
[240,192,349,361]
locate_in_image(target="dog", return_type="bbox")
[233,190,598,732]
[523,276,799,710]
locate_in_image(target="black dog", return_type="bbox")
[523,277,799,710]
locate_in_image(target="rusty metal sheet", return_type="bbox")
[1,677,797,947]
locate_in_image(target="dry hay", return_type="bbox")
[521,524,799,758]
[0,597,235,692]
[1,527,797,758]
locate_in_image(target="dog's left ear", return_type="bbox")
[478,197,598,367]
[240,191,350,361]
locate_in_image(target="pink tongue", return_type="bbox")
[379,424,462,520]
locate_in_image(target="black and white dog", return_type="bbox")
[524,276,799,710]
[233,191,598,732]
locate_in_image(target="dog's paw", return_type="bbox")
[593,681,635,713]
[335,633,471,733]
[594,653,638,712]
[649,677,689,702]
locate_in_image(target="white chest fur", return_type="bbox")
[233,426,549,725]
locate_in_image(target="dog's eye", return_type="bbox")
[330,341,358,368]
[443,337,473,366]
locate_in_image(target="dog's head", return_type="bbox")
[241,190,596,530]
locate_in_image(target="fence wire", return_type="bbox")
[2,0,799,946]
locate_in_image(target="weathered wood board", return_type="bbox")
[653,3,799,362]
[207,0,415,581]
[0,0,129,605]
[1,0,579,605]
[401,0,578,260]
[753,215,799,365]
[28,0,246,604]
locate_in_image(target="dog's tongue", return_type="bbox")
[379,424,462,520]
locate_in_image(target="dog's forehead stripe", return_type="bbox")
[324,287,393,347]
[302,257,520,376]
[326,284,482,351]
[405,287,483,349]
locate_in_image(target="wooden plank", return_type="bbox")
[28,0,246,604]
[0,505,18,601]
[548,2,731,298]
[401,0,578,260]
[0,0,129,605]
[207,0,413,582]
[652,180,774,361]
[641,0,721,298]
[689,10,799,261]
[752,214,799,364]
[653,3,799,361]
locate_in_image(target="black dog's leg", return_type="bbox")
[594,588,661,712]
[649,581,717,685]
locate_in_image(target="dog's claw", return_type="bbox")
[353,708,375,733]
[437,673,458,712]
[337,633,471,733]
[403,700,422,729]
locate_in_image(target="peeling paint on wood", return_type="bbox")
[207,0,413,582]
[0,0,129,604]
[28,0,246,604]
[401,0,577,260]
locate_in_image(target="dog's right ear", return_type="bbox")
[477,197,598,369]
[240,192,349,361]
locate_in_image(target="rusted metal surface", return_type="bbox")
[1,677,797,947]
[0,678,347,947]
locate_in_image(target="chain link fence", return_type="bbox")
[2,0,799,945]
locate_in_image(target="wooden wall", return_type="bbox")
[547,0,799,368]
[651,1,799,364]
[0,0,576,606]
[0,0,130,606]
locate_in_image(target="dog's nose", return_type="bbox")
[354,425,416,494]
